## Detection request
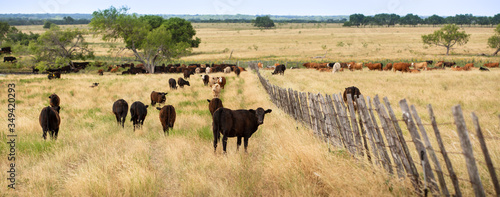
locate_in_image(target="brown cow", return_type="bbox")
[217,77,226,89]
[484,62,499,68]
[212,84,221,98]
[348,62,363,71]
[39,106,61,140]
[235,67,241,76]
[409,69,421,73]
[157,105,176,135]
[365,63,383,71]
[258,62,263,68]
[212,107,272,153]
[207,98,223,116]
[98,69,104,75]
[178,78,190,88]
[201,75,209,86]
[464,63,474,70]
[383,63,393,71]
[343,86,361,111]
[150,91,167,106]
[412,62,428,70]
[393,62,411,72]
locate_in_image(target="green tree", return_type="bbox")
[400,14,422,27]
[63,16,75,24]
[349,14,365,27]
[0,21,11,46]
[30,25,93,65]
[492,14,500,25]
[422,24,470,55]
[5,27,39,46]
[43,21,53,29]
[488,24,500,55]
[90,6,199,73]
[425,15,444,27]
[252,16,275,29]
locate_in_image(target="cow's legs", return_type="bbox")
[54,128,59,140]
[42,129,48,140]
[121,117,125,128]
[236,137,242,151]
[244,137,249,153]
[222,135,228,153]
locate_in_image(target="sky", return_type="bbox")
[0,0,499,16]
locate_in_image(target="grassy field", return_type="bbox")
[0,71,414,196]
[1,23,499,196]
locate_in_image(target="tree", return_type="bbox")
[374,13,400,27]
[43,21,53,29]
[422,24,470,55]
[488,24,500,55]
[400,14,422,27]
[252,16,275,29]
[0,21,10,46]
[349,14,365,27]
[90,6,199,73]
[5,27,39,46]
[425,15,444,27]
[30,25,93,65]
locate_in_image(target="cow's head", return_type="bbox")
[250,108,272,125]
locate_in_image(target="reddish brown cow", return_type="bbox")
[393,63,411,72]
[348,62,363,71]
[365,63,383,71]
[157,105,176,135]
[484,63,499,68]
[217,77,226,89]
[207,98,223,116]
[383,63,393,71]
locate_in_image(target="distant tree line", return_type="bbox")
[344,13,500,27]
[0,16,90,26]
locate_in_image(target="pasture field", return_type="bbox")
[259,67,500,196]
[11,23,500,63]
[0,71,413,196]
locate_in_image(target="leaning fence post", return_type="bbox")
[400,99,439,194]
[471,112,499,196]
[347,94,363,156]
[452,105,486,197]
[428,104,462,197]
[411,105,449,196]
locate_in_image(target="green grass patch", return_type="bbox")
[197,125,213,141]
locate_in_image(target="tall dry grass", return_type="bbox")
[260,67,500,196]
[0,71,413,196]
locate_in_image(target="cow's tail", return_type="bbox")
[46,106,51,134]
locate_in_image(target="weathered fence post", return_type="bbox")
[328,94,347,149]
[308,92,319,137]
[411,105,449,196]
[428,104,461,197]
[325,94,343,148]
[346,94,363,156]
[400,99,439,193]
[333,94,356,155]
[471,112,500,197]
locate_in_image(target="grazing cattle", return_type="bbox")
[272,64,286,75]
[209,76,218,87]
[393,62,411,72]
[157,105,176,135]
[195,67,201,74]
[90,83,99,88]
[365,63,383,71]
[3,56,16,62]
[480,67,490,71]
[426,60,433,65]
[0,47,12,54]
[177,78,190,88]
[224,67,231,73]
[217,77,226,89]
[32,66,39,74]
[331,62,342,73]
[207,98,223,116]
[451,66,464,71]
[318,68,332,72]
[113,99,128,128]
[150,91,167,106]
[258,62,263,68]
[130,101,148,131]
[48,71,61,80]
[348,62,363,71]
[343,86,361,111]
[464,63,474,70]
[49,93,60,107]
[235,67,241,77]
[202,75,209,86]
[206,67,211,74]
[169,78,177,90]
[443,62,456,67]
[412,62,428,70]
[212,107,272,153]
[98,69,104,75]
[484,62,499,68]
[39,106,61,140]
[183,69,193,79]
[383,63,393,71]
[409,69,421,73]
[435,61,444,68]
[110,66,119,73]
[212,83,221,98]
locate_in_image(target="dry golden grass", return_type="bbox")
[0,71,413,196]
[260,67,500,196]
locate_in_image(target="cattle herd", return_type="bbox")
[38,63,275,154]
[295,61,498,73]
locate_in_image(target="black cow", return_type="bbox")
[177,77,190,88]
[425,60,433,65]
[235,67,241,77]
[4,56,16,62]
[183,69,193,79]
[49,93,60,107]
[150,91,167,106]
[0,47,12,54]
[443,62,456,67]
[480,67,490,71]
[113,99,128,128]
[202,75,209,86]
[32,67,39,74]
[48,72,61,80]
[272,64,286,75]
[39,106,61,140]
[157,105,176,135]
[343,86,362,111]
[207,98,223,116]
[169,78,177,90]
[130,101,148,131]
[212,107,272,153]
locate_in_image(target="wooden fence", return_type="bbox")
[248,63,500,196]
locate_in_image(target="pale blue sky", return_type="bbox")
[1,0,499,16]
